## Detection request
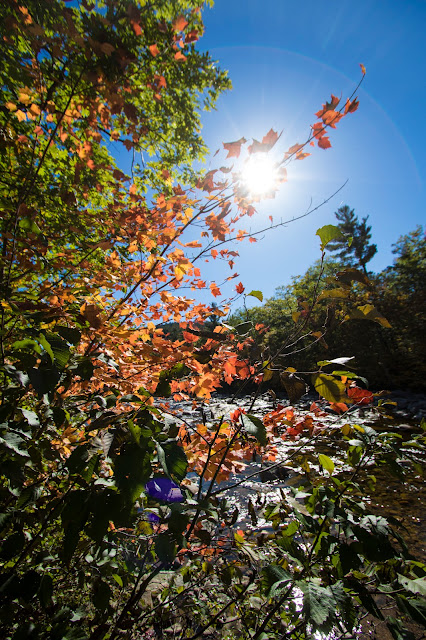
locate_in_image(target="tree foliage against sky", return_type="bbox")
[1,1,425,639]
[326,205,377,273]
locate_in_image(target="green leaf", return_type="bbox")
[335,268,371,287]
[345,304,391,328]
[44,332,70,368]
[20,408,40,427]
[66,445,99,483]
[396,595,426,627]
[38,573,53,609]
[247,290,263,302]
[234,321,252,335]
[19,570,41,602]
[318,454,335,474]
[1,530,25,560]
[37,334,54,363]
[155,533,176,565]
[397,574,426,596]
[316,224,344,250]
[57,326,81,345]
[312,373,347,403]
[112,574,123,588]
[318,288,349,300]
[0,431,30,457]
[93,579,111,611]
[386,617,416,640]
[113,443,151,502]
[301,581,335,627]
[242,414,267,446]
[11,338,41,354]
[157,441,188,482]
[28,365,61,397]
[19,217,41,235]
[261,564,292,597]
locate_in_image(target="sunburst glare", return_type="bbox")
[240,154,279,196]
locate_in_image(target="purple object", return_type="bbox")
[145,478,184,503]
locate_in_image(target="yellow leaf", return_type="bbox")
[18,90,31,104]
[15,110,27,122]
[5,102,17,111]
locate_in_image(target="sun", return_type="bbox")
[240,154,279,196]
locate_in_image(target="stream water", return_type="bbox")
[158,392,426,560]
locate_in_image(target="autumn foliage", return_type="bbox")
[5,3,425,640]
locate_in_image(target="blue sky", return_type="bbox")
[193,0,425,303]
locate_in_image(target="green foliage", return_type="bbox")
[326,204,377,273]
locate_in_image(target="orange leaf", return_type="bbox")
[174,51,186,62]
[149,44,160,57]
[223,137,247,159]
[344,97,359,114]
[360,63,366,75]
[131,20,143,36]
[173,15,188,31]
[210,283,221,298]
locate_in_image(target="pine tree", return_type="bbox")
[327,205,377,273]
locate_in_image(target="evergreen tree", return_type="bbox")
[327,205,377,273]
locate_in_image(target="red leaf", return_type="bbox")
[185,29,199,43]
[347,386,374,406]
[236,282,245,294]
[223,137,247,159]
[149,44,160,57]
[318,136,331,149]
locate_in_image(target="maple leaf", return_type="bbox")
[236,282,245,294]
[344,97,360,114]
[185,30,199,43]
[223,137,247,159]
[131,20,142,36]
[248,129,281,154]
[173,15,188,31]
[347,386,374,405]
[210,283,221,298]
[149,44,160,57]
[196,170,216,192]
[174,51,186,62]
[318,136,331,149]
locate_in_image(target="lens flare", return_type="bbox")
[240,154,279,196]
